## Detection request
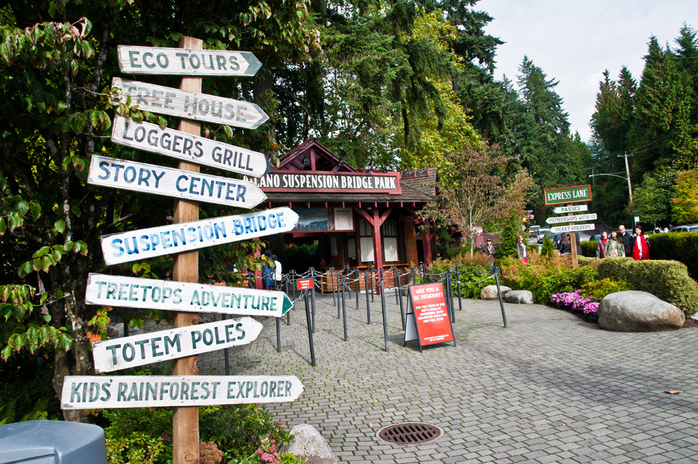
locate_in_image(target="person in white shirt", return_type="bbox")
[272,254,282,290]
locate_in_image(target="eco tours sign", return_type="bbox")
[85,273,293,317]
[61,375,304,409]
[117,46,262,77]
[544,184,592,206]
[87,155,266,209]
[92,317,263,373]
[111,117,269,178]
[111,77,268,129]
[99,207,299,265]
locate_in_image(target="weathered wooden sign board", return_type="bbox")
[111,77,268,129]
[550,223,596,233]
[93,317,263,373]
[404,282,455,352]
[61,375,304,409]
[99,207,299,265]
[117,46,262,77]
[86,273,293,317]
[87,155,266,209]
[552,204,588,214]
[546,213,597,224]
[112,117,270,178]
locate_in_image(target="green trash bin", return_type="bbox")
[0,420,107,464]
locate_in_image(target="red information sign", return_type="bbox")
[405,282,455,350]
[297,278,313,290]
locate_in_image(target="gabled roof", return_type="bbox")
[277,139,359,173]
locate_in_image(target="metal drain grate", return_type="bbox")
[378,423,442,444]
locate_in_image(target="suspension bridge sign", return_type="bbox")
[61,375,304,409]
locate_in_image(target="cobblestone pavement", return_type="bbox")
[198,291,698,463]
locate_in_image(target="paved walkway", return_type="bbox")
[199,291,698,463]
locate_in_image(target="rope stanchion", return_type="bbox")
[364,270,371,324]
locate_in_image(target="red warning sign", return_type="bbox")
[408,282,454,347]
[297,278,313,290]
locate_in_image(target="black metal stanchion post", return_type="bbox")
[456,264,462,311]
[341,277,348,341]
[412,266,416,285]
[276,317,281,353]
[330,267,336,305]
[369,265,374,302]
[310,268,317,333]
[303,289,316,366]
[354,269,359,309]
[495,269,508,328]
[291,269,297,301]
[398,271,405,331]
[364,270,371,324]
[380,275,389,352]
[446,270,454,323]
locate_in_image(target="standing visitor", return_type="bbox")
[604,230,625,257]
[481,238,496,259]
[596,231,609,258]
[632,226,651,260]
[618,225,634,257]
[272,254,283,290]
[516,235,528,262]
[558,233,572,255]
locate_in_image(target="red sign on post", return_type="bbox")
[297,278,313,290]
[404,282,455,351]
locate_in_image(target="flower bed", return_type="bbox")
[551,291,600,323]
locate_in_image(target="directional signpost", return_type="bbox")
[550,223,596,234]
[552,205,588,214]
[545,184,594,269]
[86,273,293,317]
[62,375,304,409]
[111,77,269,129]
[99,207,299,265]
[117,46,262,77]
[111,117,270,177]
[92,317,263,373]
[546,213,597,225]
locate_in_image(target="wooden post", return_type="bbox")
[569,209,578,269]
[172,35,203,464]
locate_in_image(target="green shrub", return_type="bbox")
[0,359,61,424]
[423,257,495,299]
[520,266,598,305]
[595,258,698,316]
[648,232,698,280]
[541,233,556,257]
[581,240,597,258]
[580,278,632,300]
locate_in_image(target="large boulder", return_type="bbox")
[504,290,534,304]
[598,290,685,332]
[282,424,338,464]
[480,285,512,300]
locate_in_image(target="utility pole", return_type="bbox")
[618,152,633,203]
[582,167,596,186]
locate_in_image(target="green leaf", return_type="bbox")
[54,219,66,234]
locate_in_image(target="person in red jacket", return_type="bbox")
[596,231,609,258]
[632,225,650,260]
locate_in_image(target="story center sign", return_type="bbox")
[544,184,592,205]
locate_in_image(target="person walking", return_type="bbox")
[558,233,572,255]
[272,254,283,290]
[632,225,651,260]
[481,238,496,259]
[618,225,634,257]
[516,235,528,262]
[604,230,625,257]
[596,231,609,258]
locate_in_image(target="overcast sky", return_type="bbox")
[481,0,698,143]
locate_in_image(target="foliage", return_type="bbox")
[421,255,495,299]
[647,231,698,279]
[540,232,556,257]
[498,214,521,259]
[580,240,597,258]
[595,258,698,316]
[200,441,224,464]
[550,291,600,323]
[628,169,677,227]
[106,431,167,464]
[671,170,698,224]
[283,243,320,274]
[579,278,632,301]
[0,358,62,423]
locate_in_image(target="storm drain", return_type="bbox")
[378,423,442,444]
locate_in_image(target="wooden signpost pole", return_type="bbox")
[569,209,579,269]
[172,35,203,464]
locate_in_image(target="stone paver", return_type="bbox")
[198,292,698,463]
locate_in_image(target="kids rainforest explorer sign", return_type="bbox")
[543,184,592,206]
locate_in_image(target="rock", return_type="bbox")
[598,290,685,332]
[282,424,338,464]
[480,285,512,300]
[504,290,534,304]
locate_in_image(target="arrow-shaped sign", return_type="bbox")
[546,213,597,224]
[61,375,304,409]
[111,77,268,129]
[552,205,588,214]
[92,317,263,373]
[117,46,262,77]
[86,273,293,316]
[99,207,298,265]
[111,117,270,178]
[550,223,596,234]
[87,155,266,209]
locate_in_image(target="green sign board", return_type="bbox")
[544,184,592,205]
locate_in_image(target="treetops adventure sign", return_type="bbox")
[87,155,266,209]
[99,207,299,265]
[111,77,268,129]
[85,273,293,317]
[117,46,262,77]
[111,117,270,178]
[544,185,593,205]
[61,375,304,409]
[244,171,402,193]
[92,317,263,373]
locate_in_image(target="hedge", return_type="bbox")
[594,257,698,317]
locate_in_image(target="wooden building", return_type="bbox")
[248,139,437,277]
